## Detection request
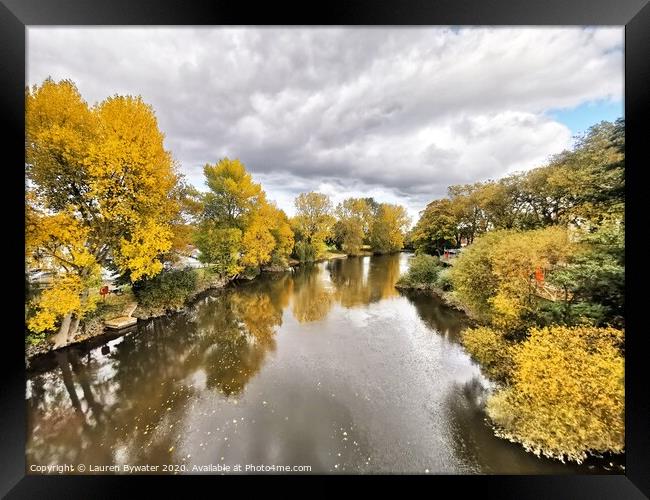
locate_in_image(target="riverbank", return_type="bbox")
[25,252,351,364]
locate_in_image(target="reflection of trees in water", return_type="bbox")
[328,254,401,308]
[287,254,403,323]
[27,349,119,466]
[193,291,280,396]
[291,265,335,323]
[26,277,289,467]
[401,290,468,343]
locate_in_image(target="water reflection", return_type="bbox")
[26,254,617,474]
[291,265,335,323]
[328,255,402,307]
[400,289,469,343]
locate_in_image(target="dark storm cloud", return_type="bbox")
[27,27,623,219]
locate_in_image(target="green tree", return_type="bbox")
[546,221,624,327]
[411,199,458,255]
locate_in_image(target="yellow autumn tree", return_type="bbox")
[265,203,295,268]
[369,203,410,254]
[334,198,372,255]
[197,158,294,273]
[26,78,179,346]
[202,158,263,230]
[241,209,276,269]
[292,192,334,261]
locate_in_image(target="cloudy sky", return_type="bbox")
[27,27,623,222]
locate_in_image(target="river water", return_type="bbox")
[26,253,614,474]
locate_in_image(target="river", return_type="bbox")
[26,253,615,474]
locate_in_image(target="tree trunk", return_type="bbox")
[67,315,80,344]
[52,312,73,349]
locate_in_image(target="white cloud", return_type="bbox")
[27,27,623,218]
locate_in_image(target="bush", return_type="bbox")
[486,325,624,463]
[461,326,515,382]
[449,227,572,327]
[434,267,453,291]
[397,253,442,287]
[133,268,198,311]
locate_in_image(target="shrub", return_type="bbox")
[486,325,625,463]
[461,326,515,382]
[133,268,198,311]
[449,227,572,327]
[397,253,442,287]
[434,267,453,291]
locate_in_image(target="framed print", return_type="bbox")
[1,0,649,497]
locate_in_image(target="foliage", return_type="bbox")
[486,325,625,463]
[461,326,515,382]
[27,273,100,334]
[197,158,294,272]
[406,119,625,464]
[132,268,198,312]
[268,205,295,267]
[292,192,334,261]
[26,78,179,336]
[369,203,410,254]
[546,221,624,327]
[293,240,318,263]
[434,267,453,291]
[447,231,505,320]
[202,158,263,229]
[397,254,442,288]
[333,198,372,255]
[411,199,458,254]
[410,120,624,248]
[241,214,276,269]
[449,227,572,330]
[195,225,243,278]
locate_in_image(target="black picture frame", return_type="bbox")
[2,0,648,497]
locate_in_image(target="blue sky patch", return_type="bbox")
[548,99,624,138]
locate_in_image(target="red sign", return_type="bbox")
[100,285,109,298]
[534,267,544,284]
